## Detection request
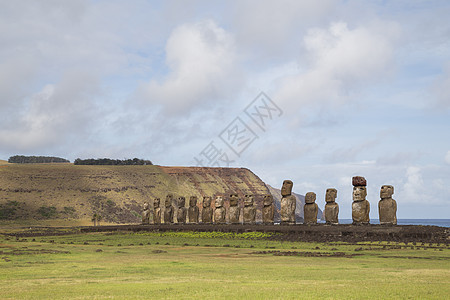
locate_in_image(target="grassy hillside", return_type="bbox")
[0,164,270,224]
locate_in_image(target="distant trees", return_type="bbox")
[8,155,69,164]
[74,158,152,165]
[7,155,153,165]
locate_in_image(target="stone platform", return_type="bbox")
[78,223,449,244]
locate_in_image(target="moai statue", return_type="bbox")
[188,196,199,224]
[201,196,213,224]
[262,194,274,224]
[280,180,296,224]
[352,176,370,225]
[214,196,226,224]
[142,202,152,225]
[164,194,174,224]
[176,196,187,224]
[228,193,241,224]
[378,185,397,225]
[153,198,161,224]
[243,194,256,224]
[324,188,339,225]
[304,192,318,225]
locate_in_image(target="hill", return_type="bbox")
[0,164,271,224]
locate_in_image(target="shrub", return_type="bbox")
[0,201,21,219]
[37,206,58,218]
[62,206,76,216]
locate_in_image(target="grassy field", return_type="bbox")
[1,231,449,299]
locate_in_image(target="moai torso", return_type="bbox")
[303,192,318,225]
[378,185,397,225]
[280,180,296,224]
[164,194,174,224]
[142,202,152,224]
[243,195,256,224]
[202,197,213,224]
[228,194,241,224]
[164,206,174,223]
[352,177,370,225]
[177,197,187,224]
[262,194,274,224]
[214,196,226,224]
[154,198,161,224]
[188,196,199,223]
[352,200,370,224]
[324,203,339,224]
[324,188,339,225]
[280,195,296,223]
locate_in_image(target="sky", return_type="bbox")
[1,0,449,219]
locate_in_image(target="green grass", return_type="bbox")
[0,232,449,299]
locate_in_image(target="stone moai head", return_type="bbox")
[165,194,173,207]
[229,194,239,207]
[325,188,337,203]
[143,202,149,210]
[178,196,186,208]
[305,192,316,204]
[189,196,197,207]
[203,196,211,208]
[353,186,367,202]
[380,185,394,199]
[281,180,293,196]
[154,198,160,208]
[352,176,367,202]
[244,194,254,207]
[215,196,224,208]
[352,176,367,201]
[263,194,273,206]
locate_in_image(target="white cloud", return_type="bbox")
[401,166,425,204]
[445,150,450,164]
[232,0,336,59]
[0,55,38,107]
[0,70,98,152]
[396,164,450,210]
[376,151,422,166]
[274,21,398,110]
[0,1,160,98]
[139,20,242,114]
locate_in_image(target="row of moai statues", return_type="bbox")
[351,176,397,225]
[302,176,397,225]
[142,193,275,225]
[142,176,397,225]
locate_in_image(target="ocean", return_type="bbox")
[336,219,450,227]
